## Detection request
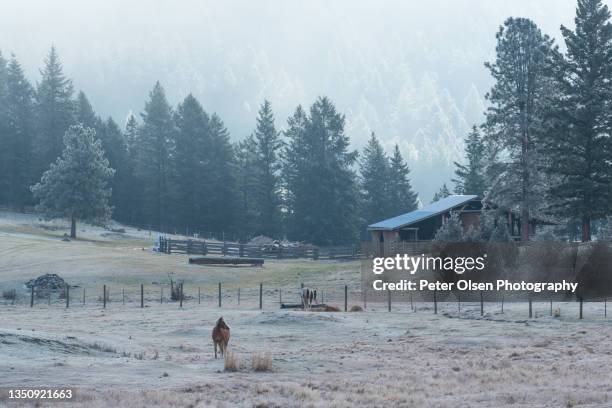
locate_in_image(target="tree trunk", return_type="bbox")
[70,216,77,239]
[520,208,529,242]
[582,215,591,242]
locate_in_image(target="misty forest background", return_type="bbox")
[2,0,612,245]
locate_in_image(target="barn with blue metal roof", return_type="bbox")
[367,195,484,242]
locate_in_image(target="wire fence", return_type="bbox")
[1,283,610,321]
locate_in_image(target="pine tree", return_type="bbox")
[122,114,142,224]
[432,183,451,202]
[252,100,283,237]
[30,125,115,239]
[484,18,557,241]
[173,94,211,231]
[545,0,612,241]
[124,113,139,153]
[35,47,75,178]
[388,144,418,214]
[207,114,237,236]
[99,117,130,220]
[133,82,175,229]
[3,55,36,208]
[235,135,260,239]
[75,91,101,130]
[359,133,390,227]
[283,97,359,245]
[0,52,9,205]
[452,126,486,196]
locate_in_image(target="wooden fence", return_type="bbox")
[157,237,361,260]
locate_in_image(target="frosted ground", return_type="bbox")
[1,212,612,407]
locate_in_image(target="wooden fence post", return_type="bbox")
[605,299,607,318]
[122,288,125,305]
[103,285,106,309]
[30,286,34,307]
[528,294,532,318]
[363,287,366,310]
[480,291,484,316]
[501,294,504,314]
[550,299,553,316]
[198,287,201,304]
[387,289,391,312]
[218,282,221,308]
[66,284,69,308]
[410,292,413,311]
[433,289,437,314]
[344,285,348,312]
[167,238,172,254]
[49,291,51,306]
[259,283,263,310]
[458,293,461,314]
[161,287,163,304]
[141,284,144,308]
[239,244,244,258]
[579,297,583,319]
[180,283,183,308]
[279,288,282,305]
[238,287,240,305]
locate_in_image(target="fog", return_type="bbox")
[0,0,586,200]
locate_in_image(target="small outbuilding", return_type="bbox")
[368,195,485,243]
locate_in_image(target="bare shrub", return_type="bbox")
[350,305,363,312]
[251,352,272,372]
[224,351,238,372]
[168,276,184,301]
[2,289,16,300]
[323,305,340,312]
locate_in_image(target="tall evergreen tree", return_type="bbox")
[75,91,101,130]
[207,113,237,236]
[452,126,487,196]
[432,183,451,202]
[545,0,612,241]
[283,97,359,245]
[235,135,260,239]
[484,18,557,241]
[99,117,130,220]
[252,100,283,237]
[3,55,36,208]
[35,47,75,177]
[359,133,390,227]
[133,82,175,229]
[0,52,10,205]
[173,94,211,231]
[122,114,142,224]
[388,144,419,214]
[31,125,115,239]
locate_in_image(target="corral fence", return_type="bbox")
[158,237,361,260]
[3,282,610,321]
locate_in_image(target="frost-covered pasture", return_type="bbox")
[1,213,612,407]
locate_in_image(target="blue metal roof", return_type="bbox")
[367,195,479,230]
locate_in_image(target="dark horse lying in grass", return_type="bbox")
[212,317,230,359]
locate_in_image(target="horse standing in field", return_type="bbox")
[301,287,318,310]
[212,317,230,359]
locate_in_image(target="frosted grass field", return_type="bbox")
[1,213,611,407]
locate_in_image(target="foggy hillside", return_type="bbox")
[0,0,583,200]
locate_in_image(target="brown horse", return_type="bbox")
[212,317,230,359]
